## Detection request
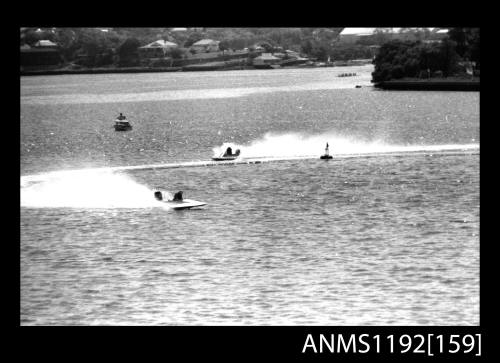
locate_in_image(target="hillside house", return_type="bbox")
[191,39,220,53]
[21,43,62,67]
[34,39,59,48]
[433,28,449,39]
[339,28,377,43]
[285,50,301,58]
[253,53,281,68]
[138,40,178,59]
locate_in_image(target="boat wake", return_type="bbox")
[214,132,479,159]
[21,133,478,209]
[20,169,171,209]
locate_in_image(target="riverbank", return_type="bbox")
[20,66,184,76]
[20,59,374,76]
[374,77,479,91]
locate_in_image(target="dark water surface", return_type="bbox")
[21,66,479,325]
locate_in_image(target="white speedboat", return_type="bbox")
[212,148,241,161]
[212,155,239,161]
[164,199,207,210]
[154,190,206,210]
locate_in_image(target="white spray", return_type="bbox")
[20,169,165,209]
[21,132,478,209]
[213,132,479,159]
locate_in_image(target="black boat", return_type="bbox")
[114,114,132,131]
[114,120,132,131]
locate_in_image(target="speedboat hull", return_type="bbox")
[114,124,132,131]
[114,119,132,131]
[114,125,132,131]
[164,199,207,210]
[212,156,238,161]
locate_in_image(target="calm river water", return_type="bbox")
[20,65,479,325]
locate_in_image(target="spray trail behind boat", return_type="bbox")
[20,169,173,209]
[213,132,479,159]
[21,132,478,209]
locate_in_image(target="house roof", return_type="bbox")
[255,53,280,60]
[340,28,376,36]
[140,40,177,48]
[193,39,220,46]
[341,27,438,37]
[392,28,434,32]
[34,40,58,47]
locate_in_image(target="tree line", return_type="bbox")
[21,27,373,67]
[372,28,479,83]
[21,27,478,71]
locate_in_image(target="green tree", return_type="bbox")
[256,41,274,53]
[372,39,462,82]
[168,47,185,59]
[448,27,480,66]
[118,37,140,66]
[219,40,229,55]
[311,44,330,61]
[301,40,313,55]
[372,40,415,82]
[184,33,203,47]
[438,38,460,77]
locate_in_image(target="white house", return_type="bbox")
[138,40,178,58]
[191,39,220,53]
[434,28,449,38]
[253,53,281,68]
[34,39,58,48]
[339,28,377,43]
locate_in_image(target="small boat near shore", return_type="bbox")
[338,72,357,77]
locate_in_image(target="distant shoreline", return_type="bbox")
[374,78,479,91]
[20,62,373,77]
[20,66,184,76]
[19,66,301,76]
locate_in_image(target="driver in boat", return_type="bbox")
[325,142,330,156]
[173,191,183,201]
[154,191,163,201]
[222,147,241,158]
[117,113,126,120]
[154,190,183,202]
